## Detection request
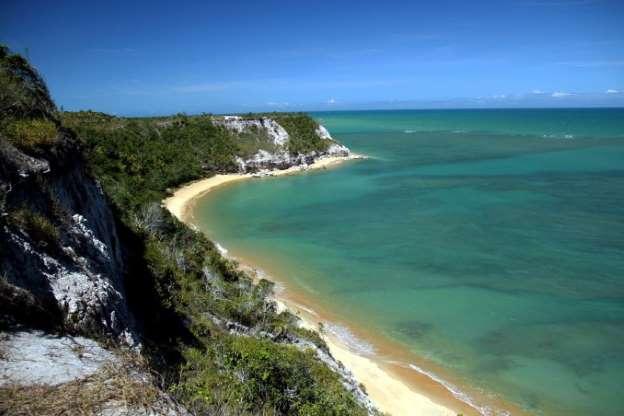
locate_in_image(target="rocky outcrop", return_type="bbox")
[0,330,189,415]
[214,115,352,173]
[0,134,136,345]
[0,330,114,386]
[214,116,290,146]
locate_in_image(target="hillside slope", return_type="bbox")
[0,46,377,416]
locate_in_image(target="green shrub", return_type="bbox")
[9,208,59,250]
[173,336,367,416]
[274,114,329,155]
[0,46,57,119]
[3,118,58,149]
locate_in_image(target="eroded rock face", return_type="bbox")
[234,144,351,173]
[0,135,137,345]
[216,116,351,173]
[214,116,290,146]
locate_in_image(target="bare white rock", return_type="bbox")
[215,116,290,146]
[0,330,114,386]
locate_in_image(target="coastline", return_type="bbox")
[162,154,472,416]
[164,154,365,223]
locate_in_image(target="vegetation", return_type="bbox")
[0,48,367,415]
[62,112,239,211]
[0,351,162,416]
[0,45,56,120]
[9,208,59,251]
[273,114,330,155]
[0,46,60,152]
[2,118,58,150]
[175,337,365,415]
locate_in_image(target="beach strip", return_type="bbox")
[164,154,364,223]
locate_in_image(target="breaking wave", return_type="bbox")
[324,323,375,356]
[408,364,509,416]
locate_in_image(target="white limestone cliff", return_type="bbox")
[214,116,351,173]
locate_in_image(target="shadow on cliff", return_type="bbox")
[113,208,203,377]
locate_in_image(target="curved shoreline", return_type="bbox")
[162,155,494,416]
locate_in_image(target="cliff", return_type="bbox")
[213,115,350,172]
[1,46,377,416]
[0,132,136,344]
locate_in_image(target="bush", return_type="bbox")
[0,45,57,119]
[173,336,368,416]
[9,208,59,250]
[2,118,58,150]
[274,114,329,155]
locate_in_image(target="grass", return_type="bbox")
[8,208,59,251]
[0,351,164,416]
[1,118,58,150]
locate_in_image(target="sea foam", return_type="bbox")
[408,364,508,416]
[324,323,375,356]
[215,242,228,255]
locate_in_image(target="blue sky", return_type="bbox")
[2,0,623,115]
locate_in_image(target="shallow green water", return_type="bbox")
[194,109,624,415]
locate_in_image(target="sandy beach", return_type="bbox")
[164,154,365,223]
[162,154,467,416]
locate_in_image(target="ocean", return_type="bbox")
[192,109,624,415]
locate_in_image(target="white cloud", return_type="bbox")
[606,89,620,94]
[531,89,545,94]
[327,98,337,104]
[492,94,507,99]
[557,60,624,68]
[552,91,573,98]
[266,101,290,108]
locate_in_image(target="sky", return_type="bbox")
[1,0,624,115]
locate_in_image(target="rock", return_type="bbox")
[213,116,352,173]
[315,124,333,140]
[0,330,114,386]
[214,116,289,146]
[0,330,189,416]
[0,137,137,345]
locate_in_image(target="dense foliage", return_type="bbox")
[0,46,56,120]
[0,47,369,415]
[69,112,368,414]
[62,112,239,211]
[0,46,60,152]
[274,114,330,154]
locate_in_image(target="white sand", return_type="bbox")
[163,154,461,416]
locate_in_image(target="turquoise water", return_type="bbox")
[194,109,624,415]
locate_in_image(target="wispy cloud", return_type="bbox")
[606,89,620,94]
[269,47,383,60]
[557,60,624,68]
[552,91,573,97]
[327,98,337,105]
[266,101,290,108]
[170,78,399,95]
